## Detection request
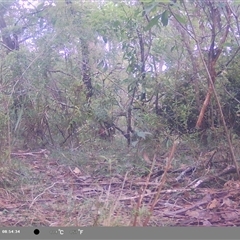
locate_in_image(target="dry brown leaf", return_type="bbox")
[202,220,212,226]
[221,197,236,207]
[221,211,239,221]
[185,210,200,218]
[73,167,81,174]
[142,152,152,164]
[224,180,240,189]
[210,213,221,222]
[207,199,220,209]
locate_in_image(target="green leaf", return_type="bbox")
[170,45,175,52]
[97,60,104,68]
[145,15,161,30]
[131,140,139,147]
[161,10,169,26]
[97,60,108,72]
[113,20,120,28]
[222,42,233,47]
[103,63,108,72]
[134,9,141,17]
[174,13,187,24]
[136,131,152,139]
[36,2,45,11]
[143,3,157,15]
[102,36,108,43]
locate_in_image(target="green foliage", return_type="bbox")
[156,76,198,134]
[161,10,169,26]
[0,0,239,151]
[145,15,161,30]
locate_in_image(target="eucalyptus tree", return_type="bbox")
[164,0,240,144]
[139,1,240,138]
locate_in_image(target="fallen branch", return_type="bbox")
[11,149,48,156]
[163,197,211,217]
[189,165,237,188]
[175,166,197,182]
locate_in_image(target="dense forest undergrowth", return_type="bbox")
[1,0,240,226]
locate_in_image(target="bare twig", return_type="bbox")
[29,182,60,209]
[163,197,211,217]
[132,154,156,226]
[143,139,179,226]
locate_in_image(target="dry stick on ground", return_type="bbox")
[29,182,60,209]
[143,140,179,226]
[11,149,48,156]
[163,195,211,217]
[132,154,156,226]
[190,165,237,189]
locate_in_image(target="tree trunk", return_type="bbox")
[81,37,93,100]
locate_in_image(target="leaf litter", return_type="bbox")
[0,144,240,226]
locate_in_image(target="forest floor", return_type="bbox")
[0,137,240,226]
